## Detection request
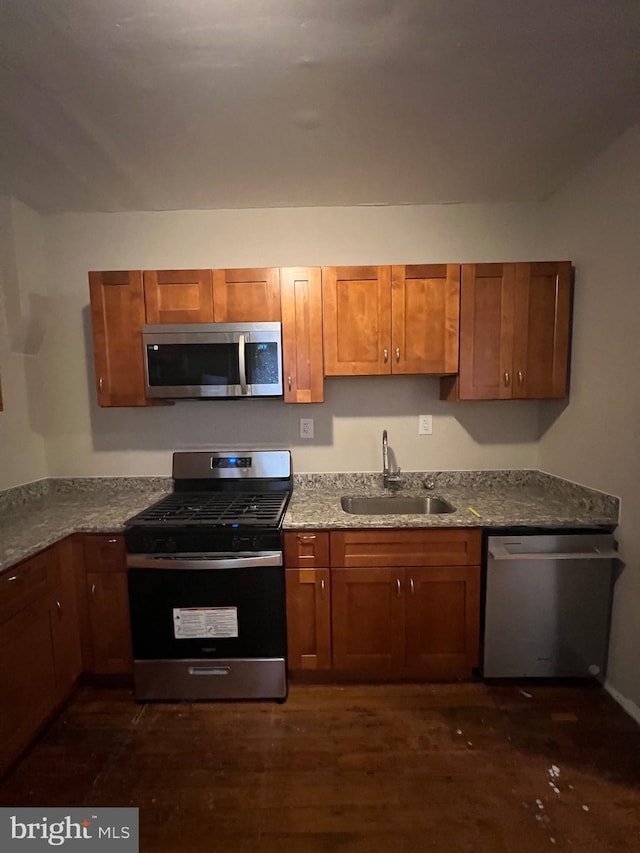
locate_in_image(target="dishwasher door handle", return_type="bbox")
[488,543,618,561]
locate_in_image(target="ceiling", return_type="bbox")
[1,0,639,215]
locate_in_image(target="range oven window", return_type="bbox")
[128,564,286,661]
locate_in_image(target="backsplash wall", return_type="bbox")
[36,202,547,478]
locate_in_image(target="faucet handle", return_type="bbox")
[423,479,435,490]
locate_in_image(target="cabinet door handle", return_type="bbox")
[320,578,325,598]
[383,348,389,363]
[99,378,104,390]
[288,375,292,391]
[409,577,415,595]
[503,371,510,387]
[396,578,401,597]
[395,347,400,363]
[56,599,62,614]
[91,584,96,595]
[518,370,524,385]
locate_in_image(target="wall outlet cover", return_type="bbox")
[418,415,433,435]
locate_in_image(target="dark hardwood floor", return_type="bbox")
[1,682,639,852]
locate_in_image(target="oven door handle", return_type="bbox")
[126,551,283,570]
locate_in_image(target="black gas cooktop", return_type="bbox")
[126,490,290,528]
[124,450,292,554]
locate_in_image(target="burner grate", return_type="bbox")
[131,491,289,527]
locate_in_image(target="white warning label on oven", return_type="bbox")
[172,607,239,639]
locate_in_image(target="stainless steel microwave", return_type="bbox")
[142,322,283,399]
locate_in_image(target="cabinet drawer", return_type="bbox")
[284,531,330,568]
[330,529,482,567]
[0,548,57,621]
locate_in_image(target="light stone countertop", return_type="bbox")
[0,471,619,573]
[0,478,171,572]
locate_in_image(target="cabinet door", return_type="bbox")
[89,270,152,407]
[0,597,57,776]
[83,535,132,675]
[405,565,480,678]
[513,261,572,399]
[86,572,133,675]
[144,270,214,323]
[285,568,331,671]
[0,549,58,776]
[212,268,281,322]
[391,265,460,374]
[323,266,391,375]
[280,267,324,402]
[331,568,405,672]
[51,538,83,702]
[454,263,516,400]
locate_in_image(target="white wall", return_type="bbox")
[2,143,639,715]
[539,122,640,712]
[0,197,49,490]
[39,203,547,477]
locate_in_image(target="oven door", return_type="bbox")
[127,551,287,700]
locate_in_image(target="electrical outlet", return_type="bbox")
[418,414,433,435]
[300,418,314,439]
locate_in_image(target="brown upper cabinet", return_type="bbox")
[143,268,281,324]
[212,268,281,322]
[323,264,460,376]
[144,270,214,323]
[89,270,154,407]
[440,261,572,400]
[280,267,324,403]
[89,267,291,407]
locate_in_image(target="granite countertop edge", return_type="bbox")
[0,471,619,573]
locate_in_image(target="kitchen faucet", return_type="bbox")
[382,430,402,492]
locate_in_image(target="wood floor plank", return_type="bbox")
[0,682,638,852]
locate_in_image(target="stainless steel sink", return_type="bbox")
[340,495,456,515]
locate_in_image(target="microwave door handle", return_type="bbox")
[238,334,248,395]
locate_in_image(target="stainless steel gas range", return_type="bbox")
[124,450,292,702]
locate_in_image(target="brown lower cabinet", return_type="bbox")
[0,541,82,776]
[0,532,135,776]
[285,528,482,681]
[284,532,332,671]
[82,534,133,676]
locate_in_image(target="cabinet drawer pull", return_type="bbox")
[395,347,400,363]
[396,578,401,597]
[7,575,18,582]
[517,370,524,385]
[503,371,510,387]
[108,538,117,544]
[299,534,317,541]
[383,348,389,363]
[409,577,415,595]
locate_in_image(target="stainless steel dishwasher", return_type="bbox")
[483,533,617,679]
